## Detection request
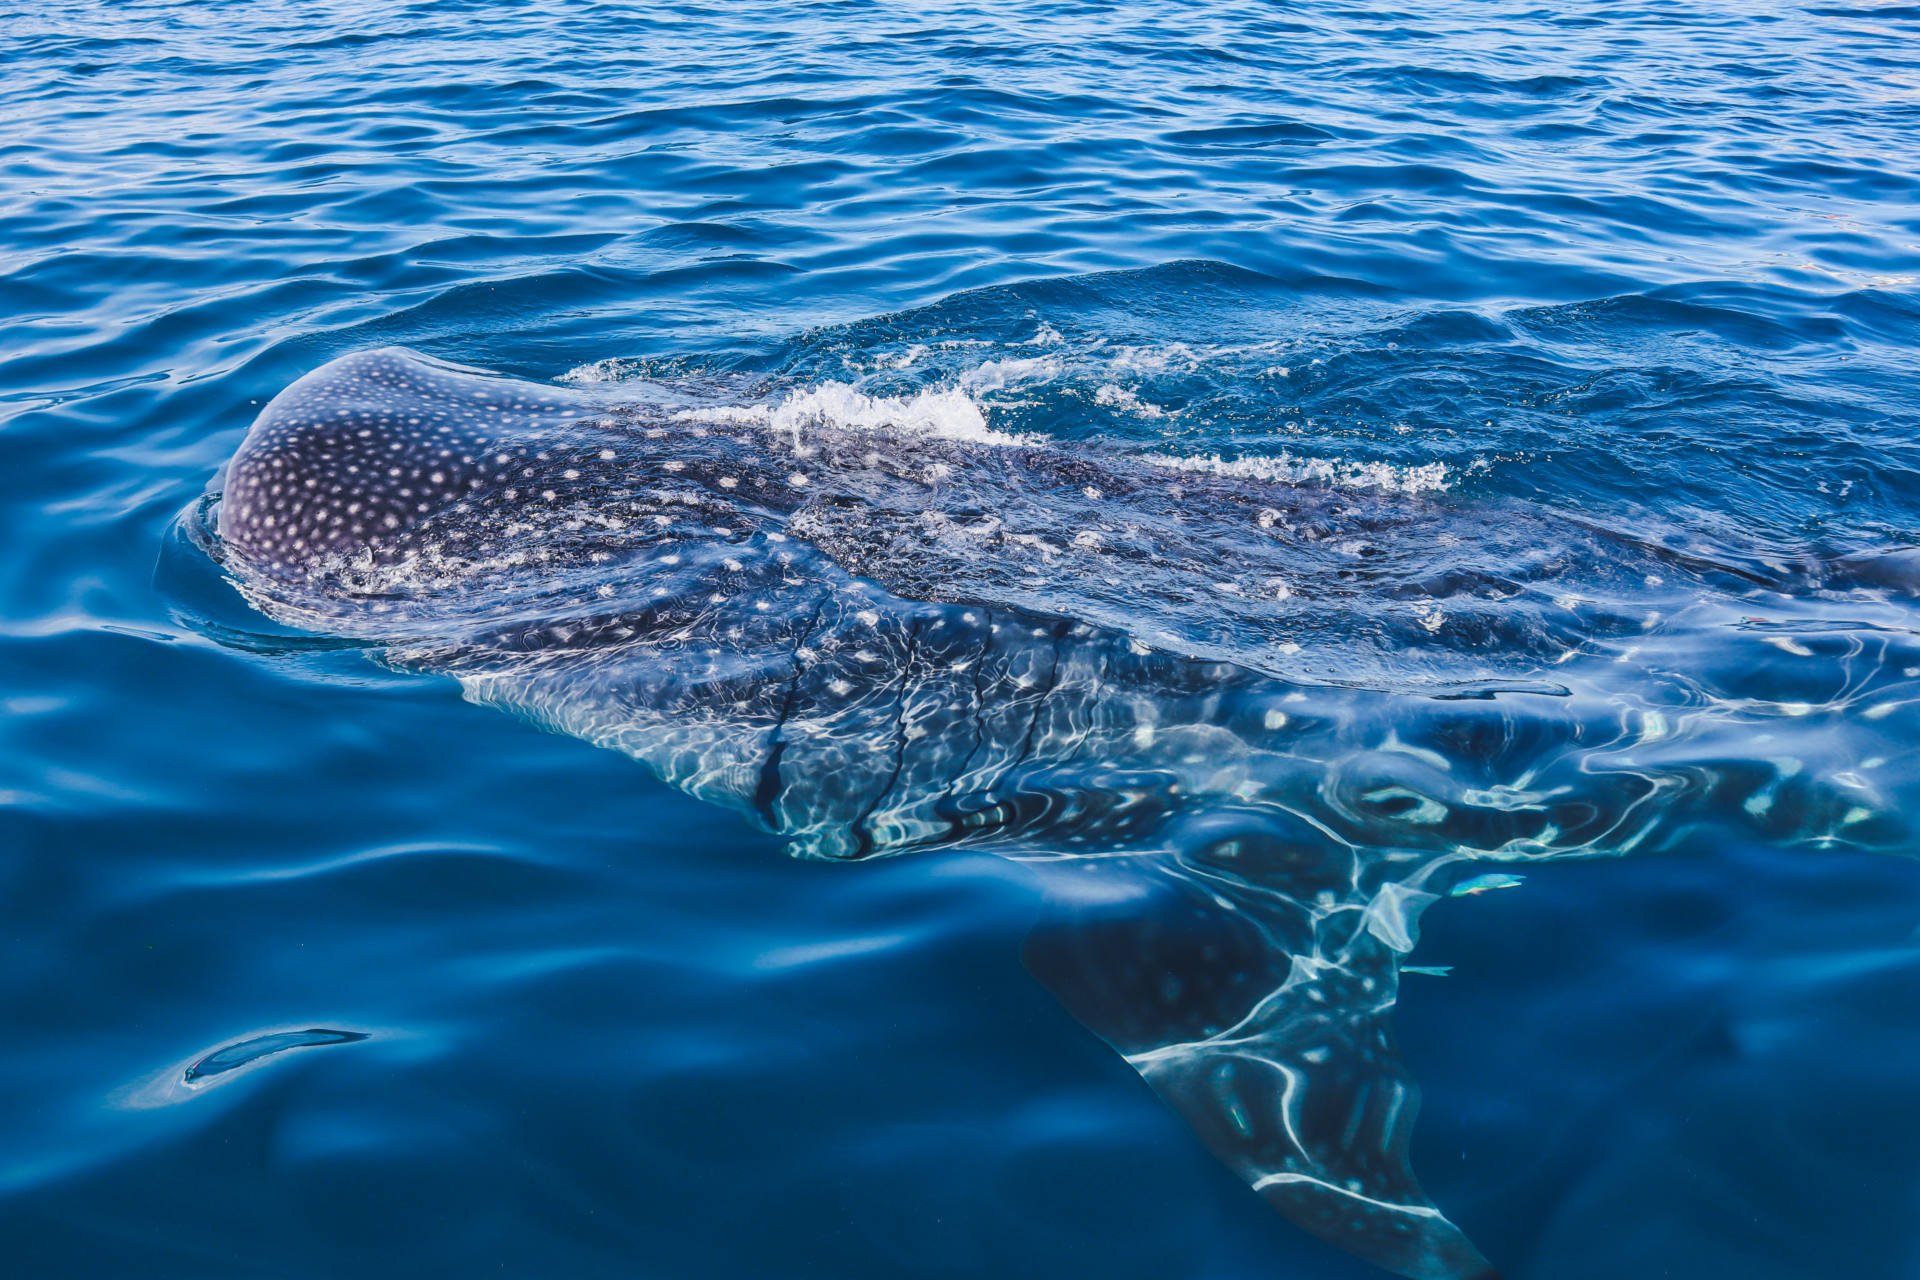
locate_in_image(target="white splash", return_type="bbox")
[558,358,645,385]
[671,404,772,426]
[767,380,1042,447]
[1094,383,1168,419]
[1144,449,1451,495]
[960,355,1062,394]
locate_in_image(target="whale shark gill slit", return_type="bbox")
[207,347,1920,1280]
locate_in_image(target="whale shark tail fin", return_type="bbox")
[1024,858,1498,1280]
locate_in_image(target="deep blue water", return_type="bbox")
[6,2,1920,1277]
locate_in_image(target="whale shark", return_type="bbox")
[208,347,1920,1280]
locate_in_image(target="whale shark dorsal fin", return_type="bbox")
[1025,860,1498,1280]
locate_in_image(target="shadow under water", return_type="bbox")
[197,348,1920,1280]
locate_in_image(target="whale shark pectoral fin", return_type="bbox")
[1132,1009,1498,1280]
[1024,862,1497,1280]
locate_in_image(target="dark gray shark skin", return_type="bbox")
[213,349,1920,1280]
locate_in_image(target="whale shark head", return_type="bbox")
[217,349,822,655]
[221,350,539,574]
[220,349,685,588]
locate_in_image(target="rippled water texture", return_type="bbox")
[6,3,1920,1278]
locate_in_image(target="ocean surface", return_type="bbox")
[5,2,1920,1277]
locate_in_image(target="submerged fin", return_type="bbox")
[1025,859,1496,1280]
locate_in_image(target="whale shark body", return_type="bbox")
[211,348,1920,1280]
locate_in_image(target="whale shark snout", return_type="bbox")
[220,349,604,580]
[219,349,815,602]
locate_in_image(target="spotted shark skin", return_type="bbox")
[211,349,1920,1280]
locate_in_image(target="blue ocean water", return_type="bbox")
[5,1,1920,1277]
